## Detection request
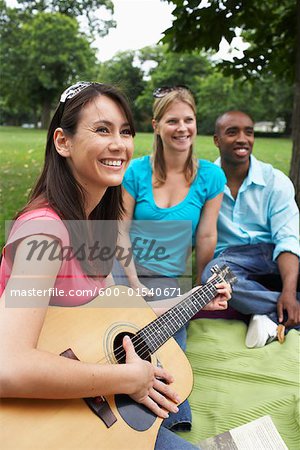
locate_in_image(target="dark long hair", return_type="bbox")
[17,83,136,277]
[20,83,135,221]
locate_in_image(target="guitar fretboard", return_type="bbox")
[139,275,223,354]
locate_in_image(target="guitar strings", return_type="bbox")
[104,274,223,364]
[102,274,225,363]
[103,271,235,367]
[96,274,226,365]
[102,292,206,363]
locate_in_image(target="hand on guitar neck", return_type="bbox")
[202,274,232,310]
[150,277,231,317]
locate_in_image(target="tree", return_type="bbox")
[97,51,146,127]
[1,8,97,127]
[134,45,213,130]
[0,0,115,127]
[162,0,300,207]
[196,72,293,134]
[15,0,116,39]
[132,44,291,135]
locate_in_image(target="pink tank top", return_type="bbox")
[0,208,105,305]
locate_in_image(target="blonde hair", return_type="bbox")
[152,89,198,186]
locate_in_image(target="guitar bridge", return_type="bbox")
[60,348,117,428]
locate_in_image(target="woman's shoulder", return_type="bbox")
[198,159,219,170]
[128,155,150,170]
[197,159,225,177]
[7,206,68,248]
[195,160,226,198]
[124,155,151,184]
[17,207,61,222]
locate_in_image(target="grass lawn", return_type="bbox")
[0,125,293,249]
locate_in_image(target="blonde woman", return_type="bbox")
[114,86,228,434]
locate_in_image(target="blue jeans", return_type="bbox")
[155,426,198,449]
[112,260,193,432]
[202,243,300,328]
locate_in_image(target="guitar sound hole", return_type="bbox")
[113,332,156,432]
[113,332,151,364]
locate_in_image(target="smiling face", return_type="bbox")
[214,111,254,168]
[55,95,134,212]
[153,100,197,155]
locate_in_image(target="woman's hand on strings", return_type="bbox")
[123,335,180,418]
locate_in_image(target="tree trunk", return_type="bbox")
[289,0,300,209]
[41,100,52,129]
[283,111,292,136]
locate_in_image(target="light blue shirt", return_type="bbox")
[214,155,300,260]
[123,156,226,276]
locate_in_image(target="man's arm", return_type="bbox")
[277,252,300,327]
[270,170,299,261]
[268,170,300,326]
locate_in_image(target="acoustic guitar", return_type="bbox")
[0,265,236,450]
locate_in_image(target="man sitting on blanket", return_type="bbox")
[202,110,300,348]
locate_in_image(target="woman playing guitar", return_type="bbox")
[0,82,231,449]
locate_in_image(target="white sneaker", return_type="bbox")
[245,314,278,348]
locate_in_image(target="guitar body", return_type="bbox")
[0,287,193,450]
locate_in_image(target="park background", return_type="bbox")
[1,3,300,449]
[1,0,299,249]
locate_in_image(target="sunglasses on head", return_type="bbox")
[60,81,102,103]
[152,85,190,98]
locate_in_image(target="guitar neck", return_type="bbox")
[139,275,223,354]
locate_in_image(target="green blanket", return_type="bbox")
[178,319,300,449]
